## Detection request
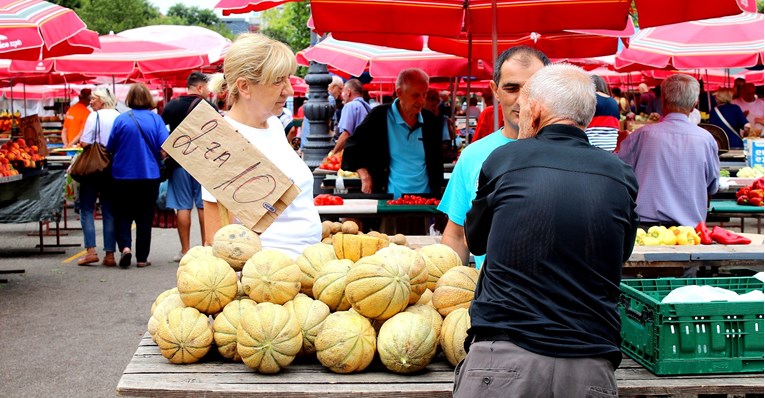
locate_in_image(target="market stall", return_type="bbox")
[118,333,764,398]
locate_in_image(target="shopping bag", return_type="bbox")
[152,207,177,229]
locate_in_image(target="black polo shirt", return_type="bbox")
[465,124,639,368]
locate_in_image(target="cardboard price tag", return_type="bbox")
[161,101,299,233]
[19,115,47,156]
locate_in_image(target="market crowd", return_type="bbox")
[61,31,762,395]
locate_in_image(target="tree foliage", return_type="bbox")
[165,4,234,39]
[50,0,232,39]
[260,1,311,53]
[73,0,160,34]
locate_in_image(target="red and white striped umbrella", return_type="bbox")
[10,34,210,79]
[0,0,99,60]
[296,34,493,79]
[118,25,232,65]
[215,0,301,15]
[616,12,764,71]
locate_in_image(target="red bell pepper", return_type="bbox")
[753,177,764,190]
[748,189,764,200]
[737,195,750,205]
[736,187,751,199]
[695,222,714,245]
[710,226,752,245]
[749,197,764,206]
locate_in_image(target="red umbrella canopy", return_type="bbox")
[215,0,301,15]
[297,34,493,79]
[0,0,99,60]
[1,83,76,100]
[615,12,764,71]
[633,0,755,28]
[430,32,620,60]
[10,34,211,78]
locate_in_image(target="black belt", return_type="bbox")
[472,328,512,343]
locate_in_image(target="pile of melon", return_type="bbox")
[149,223,478,375]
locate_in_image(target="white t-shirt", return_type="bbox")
[202,115,321,258]
[81,109,121,145]
[732,98,764,128]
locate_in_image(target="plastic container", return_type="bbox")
[744,138,764,168]
[619,277,764,375]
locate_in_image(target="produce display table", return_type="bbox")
[407,235,764,277]
[708,199,764,234]
[719,149,747,174]
[317,200,443,236]
[0,169,75,254]
[117,333,764,397]
[316,199,442,216]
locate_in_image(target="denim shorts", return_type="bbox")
[166,167,203,210]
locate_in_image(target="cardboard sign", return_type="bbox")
[162,101,299,233]
[19,115,48,156]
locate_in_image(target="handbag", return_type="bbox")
[69,113,111,183]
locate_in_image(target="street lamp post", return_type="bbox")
[301,61,335,192]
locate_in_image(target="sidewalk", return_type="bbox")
[0,207,202,397]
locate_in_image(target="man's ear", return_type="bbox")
[529,99,542,129]
[489,80,499,100]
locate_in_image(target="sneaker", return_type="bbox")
[172,252,184,262]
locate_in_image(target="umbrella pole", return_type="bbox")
[112,75,116,94]
[9,78,15,136]
[23,81,26,117]
[466,33,472,144]
[491,0,499,131]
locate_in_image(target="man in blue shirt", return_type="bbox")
[438,46,549,267]
[342,68,443,199]
[618,74,719,227]
[330,79,372,155]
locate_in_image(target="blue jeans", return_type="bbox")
[78,180,116,252]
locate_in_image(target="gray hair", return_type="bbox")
[661,74,699,113]
[396,68,429,90]
[329,75,344,90]
[525,63,596,128]
[590,74,610,95]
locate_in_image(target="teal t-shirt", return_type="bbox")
[386,99,430,199]
[437,129,514,268]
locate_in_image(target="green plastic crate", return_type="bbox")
[619,277,764,375]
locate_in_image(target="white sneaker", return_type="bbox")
[172,252,184,262]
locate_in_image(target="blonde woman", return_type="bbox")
[77,88,120,266]
[202,33,321,258]
[207,72,228,112]
[710,88,750,149]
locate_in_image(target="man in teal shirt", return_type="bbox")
[438,46,550,267]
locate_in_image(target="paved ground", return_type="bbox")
[0,208,203,397]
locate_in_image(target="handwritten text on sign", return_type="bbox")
[161,101,299,233]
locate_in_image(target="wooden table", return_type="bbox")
[708,199,764,234]
[407,234,764,277]
[117,333,764,397]
[318,201,443,236]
